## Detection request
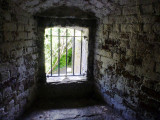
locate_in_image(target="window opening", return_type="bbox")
[44,27,88,81]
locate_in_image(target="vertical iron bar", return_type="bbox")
[80,30,83,75]
[58,28,60,76]
[66,29,68,76]
[73,29,75,75]
[50,28,52,76]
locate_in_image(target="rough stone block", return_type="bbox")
[120,33,130,39]
[25,25,32,32]
[156,63,160,73]
[104,24,112,31]
[17,91,27,100]
[33,46,37,53]
[108,16,125,24]
[137,0,159,5]
[24,40,34,47]
[143,24,152,32]
[125,16,139,24]
[0,63,8,72]
[90,0,103,8]
[100,67,105,75]
[16,32,27,40]
[8,107,16,120]
[18,25,24,31]
[0,107,6,118]
[113,24,120,32]
[10,67,18,77]
[155,82,160,92]
[18,65,26,73]
[142,5,153,14]
[155,54,160,63]
[119,0,136,6]
[0,92,2,103]
[113,7,122,15]
[116,79,125,92]
[14,104,20,113]
[154,4,160,15]
[28,18,36,26]
[10,50,16,59]
[122,108,136,120]
[101,57,115,66]
[28,32,36,39]
[3,23,17,31]
[109,32,120,39]
[6,100,14,111]
[26,47,32,54]
[114,94,123,104]
[153,23,160,34]
[3,12,11,21]
[3,87,12,98]
[0,32,3,43]
[18,84,24,93]
[113,53,120,61]
[141,86,160,101]
[32,54,38,60]
[125,64,135,73]
[15,49,23,58]
[103,16,109,24]
[95,54,101,61]
[20,99,27,108]
[4,32,14,41]
[121,24,140,32]
[123,6,138,15]
[17,16,28,24]
[141,15,156,24]
[97,49,112,58]
[0,71,10,82]
[120,40,129,48]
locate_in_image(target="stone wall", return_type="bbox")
[0,0,38,120]
[0,0,160,120]
[94,0,160,120]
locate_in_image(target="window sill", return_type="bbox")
[46,76,87,84]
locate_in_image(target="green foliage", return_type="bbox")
[53,48,72,71]
[44,27,74,74]
[67,48,72,66]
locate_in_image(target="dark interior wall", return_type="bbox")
[94,1,160,120]
[0,0,160,120]
[0,1,38,119]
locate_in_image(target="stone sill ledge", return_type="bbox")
[46,76,87,84]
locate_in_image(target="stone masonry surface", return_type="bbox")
[94,0,160,120]
[0,0,38,120]
[0,0,160,120]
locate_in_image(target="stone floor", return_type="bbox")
[20,98,124,120]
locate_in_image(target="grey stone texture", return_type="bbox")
[0,0,160,120]
[22,105,124,120]
[0,0,38,120]
[94,1,160,120]
[10,0,117,18]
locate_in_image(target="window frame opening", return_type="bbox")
[44,26,89,82]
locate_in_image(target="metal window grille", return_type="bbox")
[46,28,86,77]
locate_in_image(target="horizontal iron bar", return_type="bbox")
[47,75,86,77]
[46,35,84,37]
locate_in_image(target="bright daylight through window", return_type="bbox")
[44,27,89,82]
